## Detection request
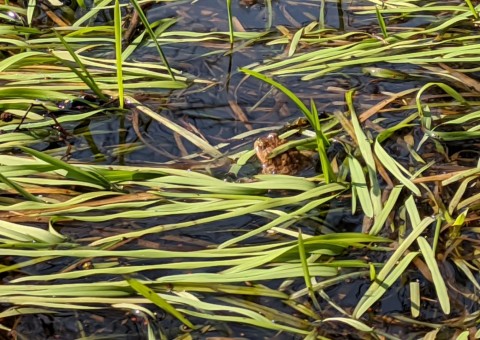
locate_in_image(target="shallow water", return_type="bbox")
[4,0,480,339]
[66,0,406,164]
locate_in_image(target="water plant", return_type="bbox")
[0,1,479,339]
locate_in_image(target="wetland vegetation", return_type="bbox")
[0,0,480,339]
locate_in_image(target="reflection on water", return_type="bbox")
[66,0,390,165]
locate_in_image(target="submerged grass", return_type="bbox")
[0,0,480,339]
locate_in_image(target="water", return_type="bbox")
[5,0,480,339]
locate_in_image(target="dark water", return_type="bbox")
[66,0,384,164]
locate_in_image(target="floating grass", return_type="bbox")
[1,1,480,338]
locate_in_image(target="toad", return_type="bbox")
[254,133,313,175]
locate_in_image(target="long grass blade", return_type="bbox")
[125,277,195,329]
[114,0,124,108]
[129,0,175,80]
[416,237,450,314]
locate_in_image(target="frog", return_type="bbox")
[254,133,313,175]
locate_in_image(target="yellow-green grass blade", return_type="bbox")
[369,185,403,235]
[239,68,333,181]
[348,155,373,218]
[355,251,420,320]
[453,259,480,291]
[90,187,342,245]
[27,0,35,26]
[0,109,109,132]
[0,191,126,211]
[0,51,46,72]
[374,140,420,196]
[323,317,373,332]
[416,82,467,130]
[125,277,194,329]
[19,147,113,190]
[0,219,64,244]
[0,171,43,202]
[122,19,177,61]
[12,262,340,283]
[125,96,222,158]
[219,296,311,329]
[464,0,480,19]
[73,0,112,27]
[410,281,420,318]
[354,216,435,318]
[177,306,307,335]
[375,5,388,38]
[405,195,421,227]
[416,237,450,314]
[442,168,480,186]
[0,88,75,101]
[288,27,304,57]
[347,91,382,216]
[226,0,234,44]
[298,231,321,310]
[218,184,347,248]
[240,68,311,119]
[114,0,124,108]
[291,271,370,300]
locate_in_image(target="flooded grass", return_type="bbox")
[0,0,480,339]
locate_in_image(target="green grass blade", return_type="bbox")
[125,96,222,158]
[239,68,333,181]
[240,68,311,117]
[416,237,450,315]
[298,230,320,310]
[54,31,107,100]
[0,219,64,244]
[354,216,434,318]
[0,171,43,202]
[125,277,195,329]
[356,251,420,320]
[226,0,234,44]
[374,140,420,196]
[346,91,382,216]
[348,155,373,218]
[129,0,175,80]
[375,6,389,38]
[323,317,373,332]
[464,0,479,19]
[416,83,467,130]
[310,99,335,183]
[114,0,124,108]
[27,0,35,26]
[410,281,420,318]
[369,186,403,235]
[19,147,113,190]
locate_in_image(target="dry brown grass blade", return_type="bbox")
[412,171,467,184]
[40,4,71,26]
[333,110,357,144]
[438,63,480,93]
[229,99,253,130]
[359,88,417,123]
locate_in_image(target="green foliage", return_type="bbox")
[0,1,479,338]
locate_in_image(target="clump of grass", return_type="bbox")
[1,0,480,338]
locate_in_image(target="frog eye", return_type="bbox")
[267,133,278,139]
